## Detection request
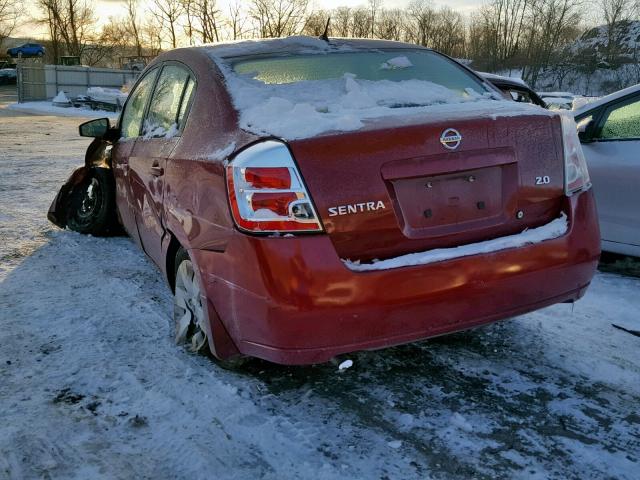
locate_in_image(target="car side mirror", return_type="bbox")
[79,118,110,138]
[576,118,594,143]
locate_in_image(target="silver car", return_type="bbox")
[574,84,640,257]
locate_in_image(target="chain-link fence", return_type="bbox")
[17,62,139,103]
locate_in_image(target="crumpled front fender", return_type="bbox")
[48,137,114,229]
[47,166,88,228]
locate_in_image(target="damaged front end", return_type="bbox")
[47,165,90,228]
[48,118,120,235]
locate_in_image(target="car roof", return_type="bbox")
[573,83,640,115]
[198,36,429,60]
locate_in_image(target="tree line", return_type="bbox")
[1,0,638,87]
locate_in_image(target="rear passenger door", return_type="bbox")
[583,94,640,249]
[128,63,196,266]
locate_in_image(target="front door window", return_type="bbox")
[120,68,158,139]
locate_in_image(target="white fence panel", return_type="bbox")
[17,64,139,102]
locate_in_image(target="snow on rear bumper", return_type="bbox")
[192,191,600,365]
[343,213,569,272]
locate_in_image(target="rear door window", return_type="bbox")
[120,68,158,139]
[144,64,192,138]
[598,96,640,140]
[177,77,195,127]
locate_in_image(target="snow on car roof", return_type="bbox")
[205,37,554,140]
[573,83,640,116]
[201,36,424,59]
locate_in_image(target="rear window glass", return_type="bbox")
[218,48,511,140]
[232,50,487,97]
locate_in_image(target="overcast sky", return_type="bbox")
[17,0,485,39]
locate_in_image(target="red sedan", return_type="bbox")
[49,37,600,366]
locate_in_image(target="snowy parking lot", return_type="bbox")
[1,88,639,479]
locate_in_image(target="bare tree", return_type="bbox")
[125,0,143,56]
[190,0,222,43]
[521,0,583,85]
[376,8,404,40]
[351,7,372,38]
[600,0,637,63]
[36,0,97,61]
[406,0,437,47]
[333,7,351,37]
[36,0,62,62]
[469,0,532,70]
[142,15,164,55]
[83,16,128,66]
[249,0,309,38]
[302,9,330,36]
[433,7,466,57]
[151,0,184,49]
[0,0,22,49]
[368,0,383,38]
[227,0,248,40]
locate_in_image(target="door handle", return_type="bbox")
[150,164,164,177]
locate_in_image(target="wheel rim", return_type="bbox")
[174,259,208,352]
[77,178,101,220]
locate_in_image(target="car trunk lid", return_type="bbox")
[288,112,565,262]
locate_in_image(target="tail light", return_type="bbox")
[226,140,323,233]
[560,113,591,196]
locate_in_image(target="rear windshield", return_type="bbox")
[218,47,507,140]
[231,50,488,97]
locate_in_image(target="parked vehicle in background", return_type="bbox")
[120,56,154,72]
[479,72,547,108]
[59,56,81,66]
[574,84,640,257]
[48,38,600,366]
[7,43,45,58]
[538,92,575,110]
[0,68,16,85]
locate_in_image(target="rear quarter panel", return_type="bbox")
[160,49,257,253]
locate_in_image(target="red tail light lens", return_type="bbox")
[244,167,291,189]
[226,141,323,233]
[250,192,299,217]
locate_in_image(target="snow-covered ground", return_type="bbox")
[1,90,639,479]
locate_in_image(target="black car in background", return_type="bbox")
[479,72,547,108]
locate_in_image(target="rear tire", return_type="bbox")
[174,248,210,354]
[66,168,118,236]
[173,248,248,370]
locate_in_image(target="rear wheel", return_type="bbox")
[66,168,118,235]
[174,248,209,353]
[173,248,248,369]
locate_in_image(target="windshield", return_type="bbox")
[232,50,489,98]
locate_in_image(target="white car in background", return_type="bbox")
[574,84,640,257]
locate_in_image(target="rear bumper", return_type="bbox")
[192,191,600,365]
